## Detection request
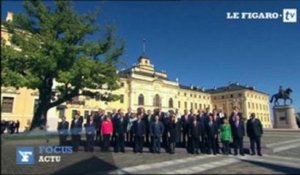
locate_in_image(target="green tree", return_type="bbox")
[1,0,124,130]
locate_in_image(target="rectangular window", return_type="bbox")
[184,102,187,109]
[191,102,193,109]
[195,103,198,109]
[178,101,181,108]
[248,102,251,109]
[1,97,14,113]
[260,104,262,110]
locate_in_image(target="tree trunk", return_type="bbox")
[30,89,51,131]
[30,103,49,130]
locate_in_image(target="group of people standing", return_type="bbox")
[57,106,263,156]
[0,120,20,134]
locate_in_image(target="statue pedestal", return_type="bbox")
[273,105,298,129]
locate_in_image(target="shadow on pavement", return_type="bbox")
[240,159,300,174]
[52,156,121,175]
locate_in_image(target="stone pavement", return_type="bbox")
[1,130,300,174]
[108,154,300,174]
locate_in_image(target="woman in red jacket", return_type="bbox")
[101,115,113,152]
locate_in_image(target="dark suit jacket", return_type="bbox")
[231,120,245,138]
[150,121,164,137]
[57,121,69,135]
[93,115,102,131]
[85,121,96,135]
[133,120,146,136]
[247,118,263,138]
[115,118,128,135]
[181,114,192,130]
[70,119,82,135]
[167,121,180,143]
[189,122,202,138]
[205,121,218,138]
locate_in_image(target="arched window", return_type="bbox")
[138,94,144,106]
[169,98,173,108]
[153,94,161,107]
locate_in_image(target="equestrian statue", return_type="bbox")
[270,86,293,106]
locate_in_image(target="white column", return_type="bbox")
[46,107,58,131]
[46,80,59,131]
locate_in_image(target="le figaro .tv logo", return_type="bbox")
[226,8,297,23]
[16,147,35,165]
[283,9,297,23]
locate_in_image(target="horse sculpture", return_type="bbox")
[270,88,293,106]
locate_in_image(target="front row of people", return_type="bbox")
[57,109,263,156]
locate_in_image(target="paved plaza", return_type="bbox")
[1,130,300,174]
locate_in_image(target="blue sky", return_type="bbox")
[2,0,300,111]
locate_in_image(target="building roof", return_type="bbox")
[206,83,269,95]
[179,84,205,92]
[118,66,169,81]
[138,55,150,61]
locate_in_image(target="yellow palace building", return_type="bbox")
[1,13,272,131]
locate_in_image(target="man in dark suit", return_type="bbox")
[76,110,84,124]
[231,114,245,156]
[114,111,128,153]
[85,115,96,152]
[247,113,263,156]
[57,116,69,146]
[125,108,133,145]
[93,110,102,144]
[15,120,20,134]
[71,114,83,152]
[167,114,180,154]
[150,115,164,153]
[196,110,206,153]
[205,114,218,155]
[229,106,243,126]
[111,109,120,144]
[213,109,222,154]
[157,108,169,151]
[133,114,146,153]
[181,109,192,147]
[145,109,153,152]
[189,118,202,154]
